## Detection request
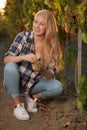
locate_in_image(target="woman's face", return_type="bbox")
[33,15,46,36]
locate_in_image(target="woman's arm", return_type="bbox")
[4,55,23,64]
[4,53,38,64]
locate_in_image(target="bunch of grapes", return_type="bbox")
[32,59,43,71]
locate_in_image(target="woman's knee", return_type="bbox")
[4,62,19,75]
[52,80,63,95]
[4,62,20,95]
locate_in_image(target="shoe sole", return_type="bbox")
[27,108,38,113]
[13,114,30,120]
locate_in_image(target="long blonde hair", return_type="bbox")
[35,9,62,72]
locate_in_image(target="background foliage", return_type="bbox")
[1,0,86,43]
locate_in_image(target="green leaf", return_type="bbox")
[68,0,74,6]
[44,0,53,8]
[58,0,66,5]
[77,100,83,113]
[78,93,86,105]
[82,32,87,43]
[78,75,86,89]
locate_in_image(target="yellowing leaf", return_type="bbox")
[44,0,52,8]
[54,1,61,11]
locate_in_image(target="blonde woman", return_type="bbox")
[4,9,63,120]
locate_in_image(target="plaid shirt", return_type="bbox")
[5,30,55,94]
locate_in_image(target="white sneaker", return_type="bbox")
[13,103,30,120]
[26,96,38,113]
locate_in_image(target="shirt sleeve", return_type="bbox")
[4,31,26,57]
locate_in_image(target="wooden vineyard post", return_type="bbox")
[77,29,82,91]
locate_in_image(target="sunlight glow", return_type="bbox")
[0,0,6,9]
[0,0,6,15]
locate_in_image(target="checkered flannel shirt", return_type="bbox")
[4,30,55,94]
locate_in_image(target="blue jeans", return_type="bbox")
[4,62,63,98]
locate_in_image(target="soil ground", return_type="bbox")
[0,37,87,130]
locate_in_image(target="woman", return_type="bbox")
[4,9,63,120]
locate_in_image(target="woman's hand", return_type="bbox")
[22,53,38,63]
[40,70,54,79]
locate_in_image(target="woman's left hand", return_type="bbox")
[40,70,53,79]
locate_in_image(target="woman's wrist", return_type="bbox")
[19,55,24,62]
